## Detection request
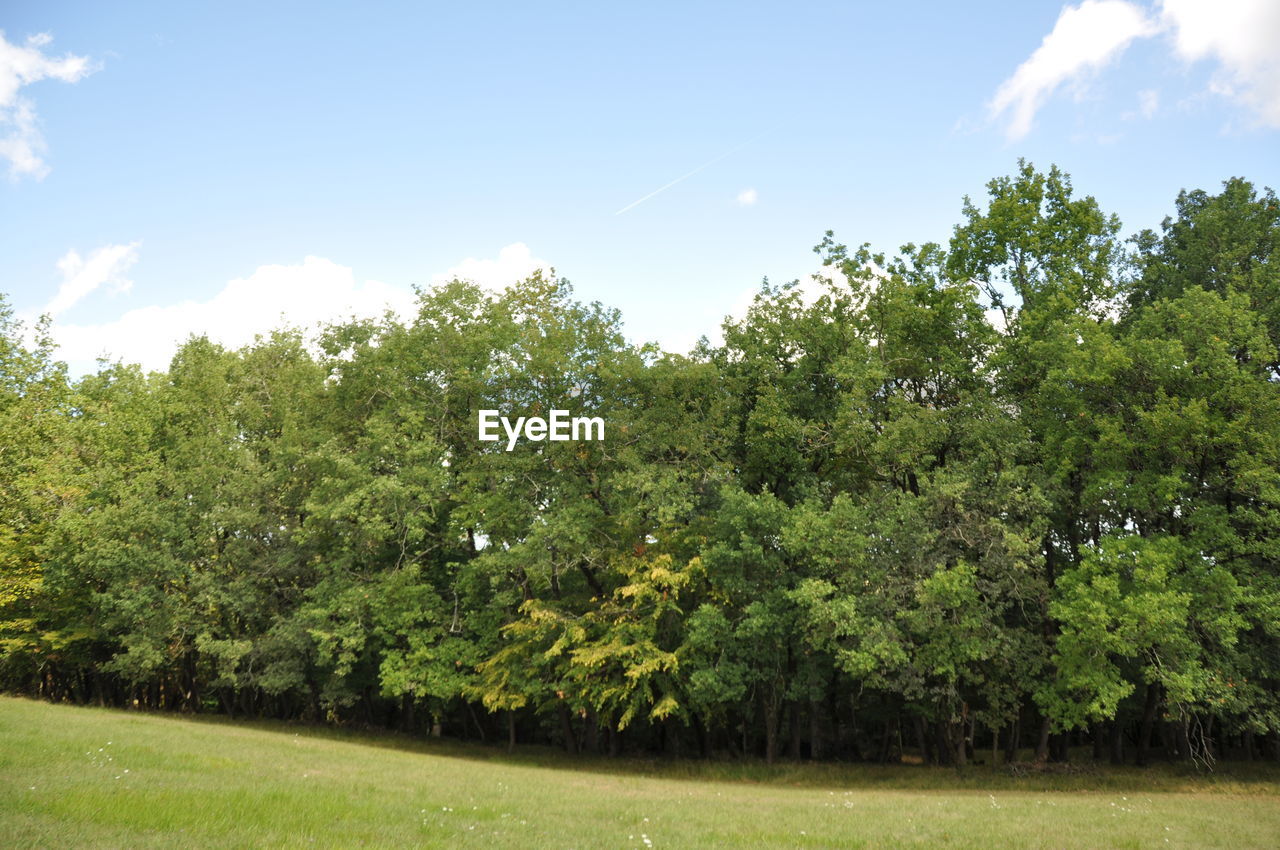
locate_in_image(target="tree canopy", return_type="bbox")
[3,164,1278,766]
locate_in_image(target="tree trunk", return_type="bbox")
[585,709,600,755]
[787,701,802,760]
[1058,732,1071,762]
[1110,719,1125,765]
[401,694,415,732]
[663,717,681,757]
[848,703,863,761]
[691,712,709,759]
[467,702,487,743]
[879,717,896,764]
[1178,715,1193,761]
[558,702,578,755]
[1136,682,1160,766]
[1034,717,1051,764]
[934,720,953,766]
[762,691,780,764]
[914,716,935,765]
[1005,713,1020,763]
[1160,718,1177,759]
[809,698,823,761]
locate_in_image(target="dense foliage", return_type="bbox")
[4,164,1278,766]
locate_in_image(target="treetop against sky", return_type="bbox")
[2,164,1279,766]
[1,1,1277,375]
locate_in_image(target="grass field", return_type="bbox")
[2,696,1278,848]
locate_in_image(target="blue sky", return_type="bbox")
[2,1,1278,373]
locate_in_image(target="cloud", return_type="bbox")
[53,256,417,372]
[1138,88,1159,118]
[430,242,551,291]
[46,242,141,316]
[736,188,758,206]
[1120,87,1159,121]
[990,1,1280,138]
[1160,0,1280,127]
[989,1,1157,141]
[49,243,555,374]
[654,262,878,355]
[0,30,96,179]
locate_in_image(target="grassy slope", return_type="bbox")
[2,696,1278,849]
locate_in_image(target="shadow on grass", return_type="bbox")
[9,695,1280,795]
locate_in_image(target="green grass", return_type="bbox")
[2,696,1278,848]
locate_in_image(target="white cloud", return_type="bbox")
[990,1,1157,141]
[654,262,877,355]
[0,30,96,179]
[736,188,758,206]
[430,242,551,291]
[53,256,416,372]
[990,1,1280,138]
[1137,88,1159,118]
[46,242,140,316]
[1118,86,1155,120]
[49,243,556,374]
[1160,0,1280,127]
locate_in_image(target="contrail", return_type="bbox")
[613,134,763,216]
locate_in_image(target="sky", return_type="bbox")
[2,0,1278,374]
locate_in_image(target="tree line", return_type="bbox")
[3,162,1278,767]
